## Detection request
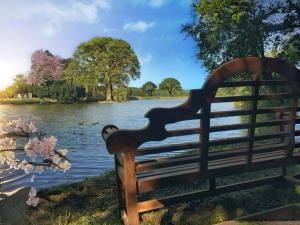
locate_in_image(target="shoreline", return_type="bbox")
[0,96,188,105]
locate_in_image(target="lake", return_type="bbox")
[0,99,240,191]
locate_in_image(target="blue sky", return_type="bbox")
[0,0,207,90]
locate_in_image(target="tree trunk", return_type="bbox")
[106,81,114,101]
[168,89,172,96]
[85,85,89,97]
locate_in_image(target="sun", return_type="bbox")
[0,61,18,90]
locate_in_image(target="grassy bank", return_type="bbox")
[0,96,186,105]
[0,98,57,105]
[127,95,188,100]
[1,165,297,225]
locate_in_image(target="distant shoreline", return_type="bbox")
[0,96,188,105]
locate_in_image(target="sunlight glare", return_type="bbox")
[0,61,18,90]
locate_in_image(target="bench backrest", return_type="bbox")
[200,57,300,172]
[106,57,300,167]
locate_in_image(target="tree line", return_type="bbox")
[0,37,185,103]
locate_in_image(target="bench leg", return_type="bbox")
[114,157,125,218]
[124,152,139,225]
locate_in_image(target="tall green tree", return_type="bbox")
[159,78,182,96]
[183,0,300,72]
[64,37,140,101]
[142,81,157,96]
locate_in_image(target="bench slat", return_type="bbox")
[210,106,300,118]
[137,150,285,180]
[166,128,201,137]
[136,142,202,156]
[214,93,293,103]
[209,132,289,147]
[219,80,289,87]
[210,119,290,132]
[135,142,288,172]
[137,155,294,193]
[137,175,284,213]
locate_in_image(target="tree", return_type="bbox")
[27,50,63,85]
[142,81,157,96]
[2,74,31,98]
[183,0,300,72]
[159,78,182,96]
[64,37,140,101]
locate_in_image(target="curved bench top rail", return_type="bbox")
[203,57,300,97]
[105,57,300,154]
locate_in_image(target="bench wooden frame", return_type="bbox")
[102,57,300,225]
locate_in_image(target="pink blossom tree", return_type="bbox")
[0,116,71,206]
[27,50,63,85]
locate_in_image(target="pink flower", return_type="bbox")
[57,148,68,156]
[26,187,39,207]
[27,50,63,85]
[59,160,71,172]
[28,121,38,133]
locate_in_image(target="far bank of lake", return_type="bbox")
[0,95,189,105]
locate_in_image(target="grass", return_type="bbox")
[127,95,188,100]
[1,165,295,225]
[0,98,57,105]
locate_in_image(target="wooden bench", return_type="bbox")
[102,57,300,225]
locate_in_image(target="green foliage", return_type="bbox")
[0,74,31,98]
[142,81,157,96]
[113,86,127,102]
[127,87,146,97]
[49,81,84,103]
[64,37,140,101]
[30,85,50,98]
[183,0,300,71]
[159,78,182,96]
[270,34,300,66]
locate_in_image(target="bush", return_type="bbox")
[49,81,80,103]
[30,85,50,98]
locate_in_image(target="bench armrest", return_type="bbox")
[102,89,205,154]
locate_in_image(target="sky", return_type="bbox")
[0,0,207,90]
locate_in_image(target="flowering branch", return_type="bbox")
[0,117,71,207]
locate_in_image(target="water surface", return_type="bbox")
[0,99,238,190]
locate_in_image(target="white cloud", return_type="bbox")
[139,53,152,65]
[149,0,164,7]
[123,21,155,32]
[133,0,192,8]
[0,0,111,37]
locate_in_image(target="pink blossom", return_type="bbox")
[26,187,39,207]
[28,121,38,133]
[59,160,71,172]
[57,148,68,156]
[27,50,63,85]
[35,166,44,174]
[5,117,39,135]
[18,160,33,174]
[0,138,16,164]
